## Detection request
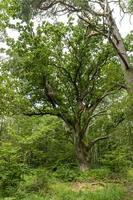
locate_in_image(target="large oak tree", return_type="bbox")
[5,22,125,170]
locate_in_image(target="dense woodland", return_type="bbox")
[0,0,133,199]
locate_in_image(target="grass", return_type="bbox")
[20,185,124,200]
[14,181,124,200]
[127,168,133,181]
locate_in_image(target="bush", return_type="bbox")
[0,143,27,197]
[101,148,131,174]
[52,165,111,182]
[23,168,50,193]
[52,165,79,182]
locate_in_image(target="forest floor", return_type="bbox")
[19,174,133,200]
[123,168,133,200]
[124,182,133,200]
[48,180,133,200]
[1,168,133,200]
[61,180,133,200]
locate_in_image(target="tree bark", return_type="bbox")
[106,3,133,92]
[74,132,91,171]
[73,129,110,171]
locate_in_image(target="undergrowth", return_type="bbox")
[0,167,131,200]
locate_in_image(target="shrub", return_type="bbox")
[24,168,50,193]
[0,143,27,197]
[51,165,111,182]
[101,148,131,174]
[52,165,79,182]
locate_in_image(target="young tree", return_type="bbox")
[5,22,124,170]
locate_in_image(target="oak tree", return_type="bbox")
[5,22,125,170]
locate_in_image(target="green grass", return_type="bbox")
[15,182,124,200]
[127,168,133,181]
[76,168,111,181]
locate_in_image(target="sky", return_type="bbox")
[113,8,133,37]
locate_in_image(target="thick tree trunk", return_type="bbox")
[74,133,91,171]
[73,130,110,171]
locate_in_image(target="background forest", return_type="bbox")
[0,0,133,200]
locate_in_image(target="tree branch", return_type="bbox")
[24,108,74,129]
[82,84,124,137]
[87,112,125,150]
[88,135,110,150]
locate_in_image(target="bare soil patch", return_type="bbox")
[71,181,106,192]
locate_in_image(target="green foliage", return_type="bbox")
[0,0,20,29]
[5,115,75,168]
[51,166,111,182]
[127,168,133,181]
[0,69,19,115]
[128,0,133,13]
[24,168,50,193]
[101,147,131,174]
[5,20,123,117]
[0,142,27,197]
[0,114,131,199]
[53,165,79,182]
[77,168,111,181]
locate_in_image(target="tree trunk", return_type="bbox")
[106,3,133,92]
[74,134,90,171]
